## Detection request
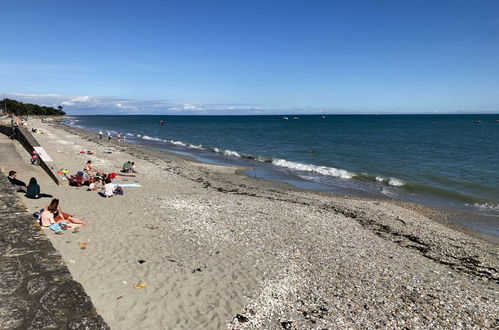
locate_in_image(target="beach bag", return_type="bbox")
[32,210,42,223]
[114,186,124,195]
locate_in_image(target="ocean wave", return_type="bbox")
[381,187,398,197]
[466,203,499,212]
[272,159,355,179]
[224,149,241,157]
[141,135,162,142]
[388,178,404,186]
[375,175,405,186]
[188,144,203,150]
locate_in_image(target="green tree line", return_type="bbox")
[0,98,66,116]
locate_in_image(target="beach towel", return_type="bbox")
[50,223,63,232]
[119,183,141,187]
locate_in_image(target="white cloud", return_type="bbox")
[182,104,198,110]
[4,93,264,115]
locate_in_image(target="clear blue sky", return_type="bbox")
[1,0,498,114]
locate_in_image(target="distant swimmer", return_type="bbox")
[160,120,165,125]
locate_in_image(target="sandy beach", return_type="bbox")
[1,118,498,329]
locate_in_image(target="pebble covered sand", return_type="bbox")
[1,118,497,329]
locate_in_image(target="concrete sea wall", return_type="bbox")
[0,172,109,329]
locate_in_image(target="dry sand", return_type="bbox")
[1,118,498,329]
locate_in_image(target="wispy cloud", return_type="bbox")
[5,93,263,115]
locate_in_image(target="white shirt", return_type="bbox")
[104,183,116,196]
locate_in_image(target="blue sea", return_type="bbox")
[66,114,499,238]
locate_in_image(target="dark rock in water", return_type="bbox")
[0,172,109,329]
[281,321,293,329]
[235,314,249,322]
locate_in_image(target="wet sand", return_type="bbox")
[1,118,497,329]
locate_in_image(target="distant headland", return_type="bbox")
[0,98,66,116]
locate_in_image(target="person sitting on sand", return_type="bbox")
[7,170,27,193]
[103,177,116,198]
[122,161,132,173]
[25,177,53,199]
[131,162,137,173]
[41,198,86,227]
[84,160,97,173]
[87,178,100,191]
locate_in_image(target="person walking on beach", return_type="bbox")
[117,132,121,142]
[99,130,103,139]
[107,131,111,141]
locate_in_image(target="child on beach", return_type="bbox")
[87,178,100,191]
[31,150,40,166]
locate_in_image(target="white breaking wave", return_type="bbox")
[388,178,404,186]
[188,144,203,149]
[170,140,187,146]
[272,159,355,179]
[466,203,499,212]
[224,149,241,157]
[141,135,162,142]
[376,175,405,186]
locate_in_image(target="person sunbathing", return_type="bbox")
[84,160,98,172]
[41,199,86,227]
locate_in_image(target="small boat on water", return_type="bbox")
[321,116,326,119]
[474,120,482,124]
[293,117,299,120]
[283,116,289,120]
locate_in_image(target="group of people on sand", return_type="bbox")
[8,170,85,229]
[82,160,136,198]
[98,130,125,142]
[8,170,52,199]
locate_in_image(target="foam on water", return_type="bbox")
[272,159,355,179]
[224,150,241,157]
